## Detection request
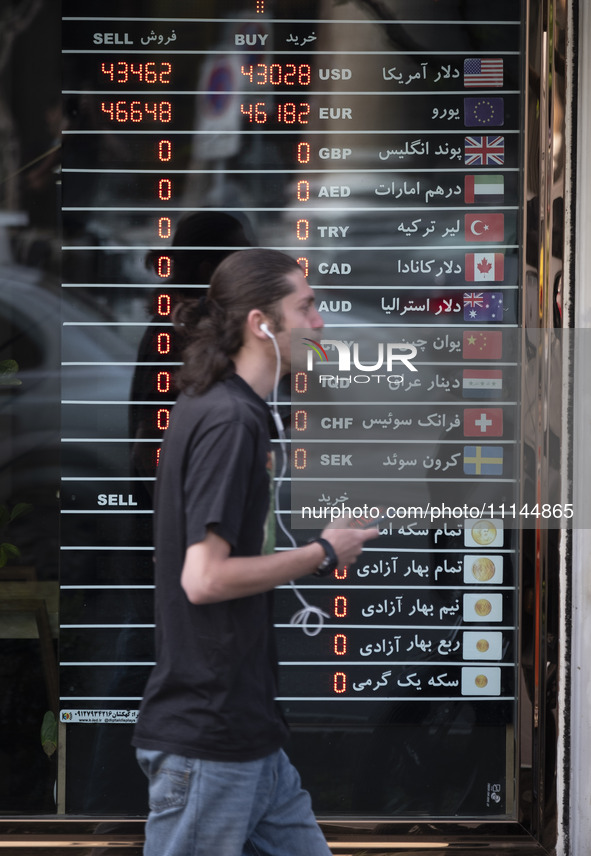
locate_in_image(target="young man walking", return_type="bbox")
[133,248,377,856]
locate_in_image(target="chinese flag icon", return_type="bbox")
[463,330,503,359]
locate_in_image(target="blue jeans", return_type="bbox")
[136,747,332,856]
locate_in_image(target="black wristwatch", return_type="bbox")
[311,538,339,577]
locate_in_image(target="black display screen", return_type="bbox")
[60,0,524,817]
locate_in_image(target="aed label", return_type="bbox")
[98,494,138,507]
[318,186,351,197]
[93,33,134,44]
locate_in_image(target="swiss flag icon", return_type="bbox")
[463,408,503,436]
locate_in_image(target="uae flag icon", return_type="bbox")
[465,174,504,204]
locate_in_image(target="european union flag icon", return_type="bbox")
[463,445,504,475]
[464,97,504,127]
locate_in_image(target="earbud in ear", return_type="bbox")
[260,323,275,339]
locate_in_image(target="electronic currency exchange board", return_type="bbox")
[61,0,524,817]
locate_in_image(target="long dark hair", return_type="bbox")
[174,248,302,394]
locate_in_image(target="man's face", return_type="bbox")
[273,267,323,373]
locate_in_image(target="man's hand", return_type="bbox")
[319,522,380,568]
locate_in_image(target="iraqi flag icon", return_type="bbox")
[462,369,503,399]
[465,213,504,242]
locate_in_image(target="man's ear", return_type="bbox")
[245,308,272,340]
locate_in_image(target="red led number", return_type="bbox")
[297,142,311,164]
[155,293,172,316]
[100,101,172,123]
[158,178,172,201]
[297,180,310,203]
[293,448,307,470]
[157,332,171,355]
[293,371,308,394]
[156,371,171,394]
[156,255,171,278]
[333,634,347,655]
[333,672,347,694]
[293,409,308,431]
[296,219,309,241]
[240,102,310,125]
[296,257,309,278]
[101,61,172,84]
[240,63,311,86]
[156,408,170,431]
[158,140,172,162]
[158,217,172,239]
[334,595,347,618]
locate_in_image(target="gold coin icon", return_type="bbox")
[475,598,492,616]
[472,557,496,582]
[471,520,497,546]
[476,639,490,653]
[475,674,489,689]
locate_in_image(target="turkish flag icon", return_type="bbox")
[465,213,504,242]
[463,408,503,436]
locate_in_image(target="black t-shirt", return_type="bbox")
[133,374,289,761]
